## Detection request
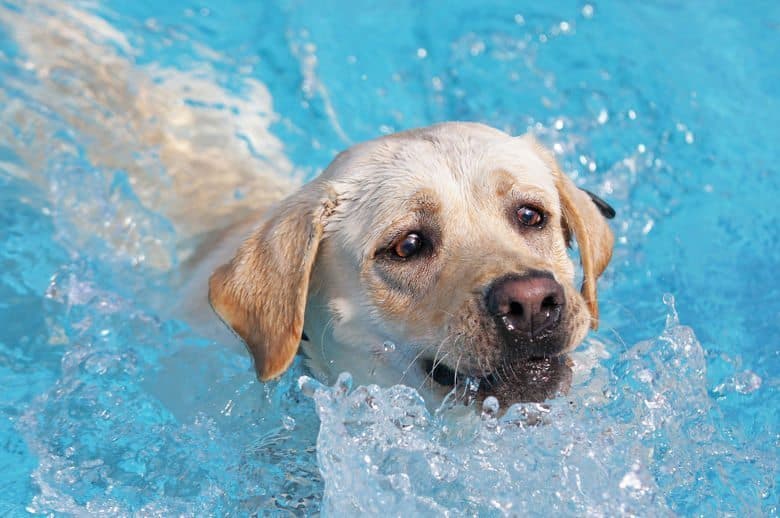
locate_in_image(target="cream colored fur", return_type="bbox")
[209,123,614,399]
[1,2,613,403]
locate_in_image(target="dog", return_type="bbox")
[2,2,613,405]
[207,122,615,403]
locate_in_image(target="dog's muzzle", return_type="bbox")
[485,271,566,358]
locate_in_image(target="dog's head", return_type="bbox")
[209,122,614,395]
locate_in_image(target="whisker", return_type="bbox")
[431,339,447,371]
[312,313,337,363]
[417,351,453,392]
[400,344,434,381]
[476,356,491,386]
[607,327,630,353]
[453,353,463,387]
[494,360,508,385]
[417,329,459,388]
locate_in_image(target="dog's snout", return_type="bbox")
[486,272,565,339]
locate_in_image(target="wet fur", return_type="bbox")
[209,122,614,401]
[1,2,612,403]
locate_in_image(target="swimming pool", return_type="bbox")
[1,0,777,514]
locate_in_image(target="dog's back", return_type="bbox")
[1,0,296,268]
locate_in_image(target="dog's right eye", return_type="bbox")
[516,205,546,228]
[392,232,424,259]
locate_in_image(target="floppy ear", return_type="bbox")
[530,139,614,329]
[208,181,337,380]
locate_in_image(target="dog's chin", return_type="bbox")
[423,354,572,407]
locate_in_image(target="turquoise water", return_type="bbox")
[1,0,778,515]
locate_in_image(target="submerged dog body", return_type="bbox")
[209,122,614,400]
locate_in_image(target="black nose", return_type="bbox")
[486,272,565,339]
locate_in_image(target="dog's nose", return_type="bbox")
[486,272,565,338]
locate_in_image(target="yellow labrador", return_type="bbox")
[2,3,611,404]
[208,122,614,401]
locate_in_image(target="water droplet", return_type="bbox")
[482,396,500,417]
[619,470,643,490]
[582,4,594,18]
[383,341,396,353]
[662,294,679,327]
[335,372,353,395]
[734,370,762,394]
[642,219,654,235]
[298,375,324,397]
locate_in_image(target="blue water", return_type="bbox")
[1,0,778,515]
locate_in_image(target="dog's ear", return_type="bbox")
[209,181,337,380]
[529,138,614,329]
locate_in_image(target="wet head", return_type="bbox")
[208,122,614,405]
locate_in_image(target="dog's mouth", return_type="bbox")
[422,355,572,405]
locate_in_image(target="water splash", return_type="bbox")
[306,298,774,516]
[18,265,324,515]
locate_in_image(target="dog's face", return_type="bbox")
[209,123,614,398]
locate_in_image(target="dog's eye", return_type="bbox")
[392,232,424,259]
[516,205,545,227]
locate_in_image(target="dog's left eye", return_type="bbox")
[392,232,424,259]
[516,205,546,227]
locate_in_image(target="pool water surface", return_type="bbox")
[0,0,777,515]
